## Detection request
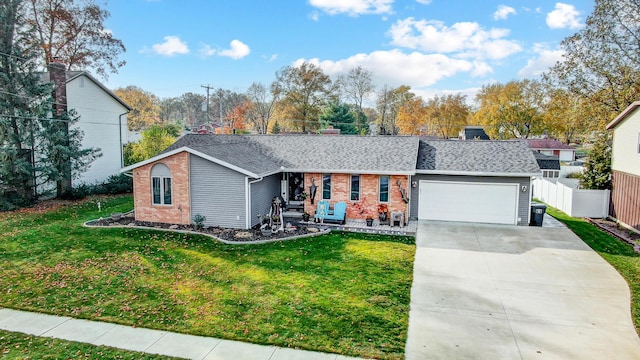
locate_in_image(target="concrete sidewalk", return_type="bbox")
[0,308,358,360]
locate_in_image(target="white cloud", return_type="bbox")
[262,54,278,62]
[309,0,393,16]
[199,44,216,57]
[518,43,565,77]
[151,36,189,56]
[310,11,320,21]
[416,0,431,4]
[218,40,251,59]
[546,3,582,29]
[412,87,480,104]
[295,49,482,89]
[388,18,521,59]
[494,5,516,20]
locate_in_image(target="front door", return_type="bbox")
[287,173,305,204]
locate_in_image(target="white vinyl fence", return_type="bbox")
[532,178,610,218]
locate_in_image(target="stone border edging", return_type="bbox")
[82,219,332,245]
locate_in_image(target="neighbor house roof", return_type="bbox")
[124,134,420,177]
[606,101,640,129]
[462,126,490,140]
[38,70,132,111]
[417,140,541,176]
[532,151,561,170]
[527,139,575,151]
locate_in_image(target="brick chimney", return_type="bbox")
[48,59,67,116]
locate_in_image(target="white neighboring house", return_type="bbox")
[527,139,576,162]
[43,65,132,186]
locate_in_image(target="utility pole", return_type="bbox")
[201,84,213,125]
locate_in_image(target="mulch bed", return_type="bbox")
[86,213,325,242]
[587,217,640,251]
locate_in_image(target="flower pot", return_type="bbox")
[110,213,122,221]
[260,224,272,237]
[366,218,374,226]
[302,214,310,222]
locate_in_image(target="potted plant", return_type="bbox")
[365,215,374,226]
[260,224,272,236]
[377,204,389,221]
[302,212,310,222]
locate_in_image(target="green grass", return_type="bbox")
[0,330,179,359]
[546,206,640,334]
[0,195,415,359]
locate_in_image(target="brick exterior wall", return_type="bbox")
[303,173,409,221]
[133,152,191,225]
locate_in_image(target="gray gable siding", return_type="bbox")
[409,174,532,226]
[190,154,246,229]
[249,174,282,228]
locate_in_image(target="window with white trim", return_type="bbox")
[350,175,360,201]
[379,175,389,203]
[151,163,172,205]
[322,174,331,200]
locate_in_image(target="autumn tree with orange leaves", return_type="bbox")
[25,0,125,79]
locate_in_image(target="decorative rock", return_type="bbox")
[234,231,253,239]
[307,227,319,233]
[126,223,135,226]
[169,224,179,230]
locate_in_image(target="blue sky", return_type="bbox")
[103,0,594,102]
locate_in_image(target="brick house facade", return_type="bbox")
[133,151,191,225]
[303,173,410,220]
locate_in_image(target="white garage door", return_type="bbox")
[418,180,519,225]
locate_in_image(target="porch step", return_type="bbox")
[282,210,303,218]
[286,204,304,211]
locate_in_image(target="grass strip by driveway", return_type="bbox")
[547,206,640,335]
[0,195,414,359]
[0,330,179,359]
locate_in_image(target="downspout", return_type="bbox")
[246,176,264,229]
[118,112,129,168]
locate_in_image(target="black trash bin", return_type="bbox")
[529,203,547,226]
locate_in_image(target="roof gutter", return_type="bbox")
[415,170,542,177]
[246,176,264,229]
[119,111,129,168]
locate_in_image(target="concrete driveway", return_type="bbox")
[406,221,640,359]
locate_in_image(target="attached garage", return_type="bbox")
[418,180,519,225]
[410,139,541,226]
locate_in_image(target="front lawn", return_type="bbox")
[0,330,178,359]
[547,206,640,334]
[0,195,414,359]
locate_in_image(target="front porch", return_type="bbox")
[286,216,418,236]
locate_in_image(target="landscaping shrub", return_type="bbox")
[61,173,133,200]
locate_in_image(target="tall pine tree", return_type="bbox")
[1,0,100,208]
[0,0,50,209]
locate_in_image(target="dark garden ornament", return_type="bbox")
[309,177,317,204]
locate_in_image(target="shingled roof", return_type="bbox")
[417,139,541,176]
[532,151,561,170]
[527,138,575,150]
[160,134,420,176]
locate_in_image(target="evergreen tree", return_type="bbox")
[579,132,611,190]
[36,109,101,196]
[0,0,50,209]
[319,102,357,134]
[1,0,100,206]
[272,120,281,134]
